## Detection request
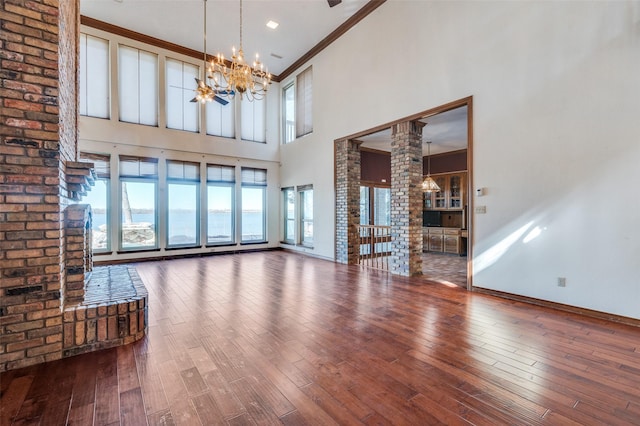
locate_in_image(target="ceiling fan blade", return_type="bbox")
[214,89,235,96]
[327,0,341,7]
[214,96,229,106]
[190,97,198,103]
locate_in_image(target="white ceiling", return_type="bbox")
[80,0,370,77]
[359,106,468,156]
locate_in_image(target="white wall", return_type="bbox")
[280,1,640,318]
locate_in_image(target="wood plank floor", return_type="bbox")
[2,250,640,425]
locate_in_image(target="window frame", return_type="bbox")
[79,33,110,119]
[281,187,295,244]
[360,184,391,226]
[282,82,295,144]
[298,185,313,247]
[79,152,111,253]
[118,156,159,252]
[166,160,201,248]
[206,96,235,139]
[295,66,313,138]
[117,44,159,126]
[165,57,200,133]
[240,168,267,244]
[240,95,266,143]
[206,164,236,246]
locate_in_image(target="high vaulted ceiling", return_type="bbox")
[80,0,468,153]
[80,0,372,78]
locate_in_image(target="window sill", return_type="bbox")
[205,242,237,248]
[117,248,161,254]
[241,241,267,245]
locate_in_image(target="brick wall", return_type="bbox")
[1,0,69,371]
[1,0,146,372]
[390,121,424,276]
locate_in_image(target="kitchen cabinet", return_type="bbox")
[444,229,460,254]
[424,172,466,211]
[424,227,463,254]
[426,228,443,252]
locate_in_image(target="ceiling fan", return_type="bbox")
[188,78,233,105]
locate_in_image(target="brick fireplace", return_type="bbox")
[1,0,147,371]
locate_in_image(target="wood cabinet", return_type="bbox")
[444,229,460,254]
[424,227,462,254]
[426,228,443,252]
[424,172,466,211]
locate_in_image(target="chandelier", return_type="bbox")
[210,0,272,102]
[422,141,441,192]
[193,0,271,104]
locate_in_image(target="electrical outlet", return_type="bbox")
[557,277,566,287]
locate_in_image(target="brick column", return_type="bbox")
[390,121,424,276]
[335,139,362,264]
[0,0,78,371]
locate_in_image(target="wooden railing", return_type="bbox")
[358,225,391,270]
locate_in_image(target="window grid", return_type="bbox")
[298,185,313,247]
[282,187,295,243]
[241,168,267,243]
[79,152,111,252]
[282,83,295,144]
[296,66,313,138]
[166,58,199,132]
[119,155,158,251]
[79,33,110,119]
[118,45,158,126]
[207,164,236,245]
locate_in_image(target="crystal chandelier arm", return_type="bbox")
[208,0,271,102]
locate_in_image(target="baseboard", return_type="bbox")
[472,287,640,328]
[93,246,282,266]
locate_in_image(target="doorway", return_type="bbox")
[340,97,473,289]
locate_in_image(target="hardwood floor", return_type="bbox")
[2,250,640,425]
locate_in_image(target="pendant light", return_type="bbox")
[422,141,441,192]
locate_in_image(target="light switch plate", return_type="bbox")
[475,206,487,214]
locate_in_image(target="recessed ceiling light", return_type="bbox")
[266,20,279,30]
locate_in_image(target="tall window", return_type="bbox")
[207,164,235,245]
[206,98,235,138]
[360,186,390,225]
[80,152,110,252]
[241,97,266,142]
[241,168,267,243]
[118,45,158,126]
[373,187,391,226]
[283,83,295,143]
[167,160,200,247]
[282,187,295,243]
[282,66,312,143]
[298,185,313,247]
[166,58,199,132]
[360,186,370,225]
[119,156,158,250]
[79,34,109,118]
[296,66,313,138]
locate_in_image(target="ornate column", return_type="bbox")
[390,121,424,276]
[335,139,362,264]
